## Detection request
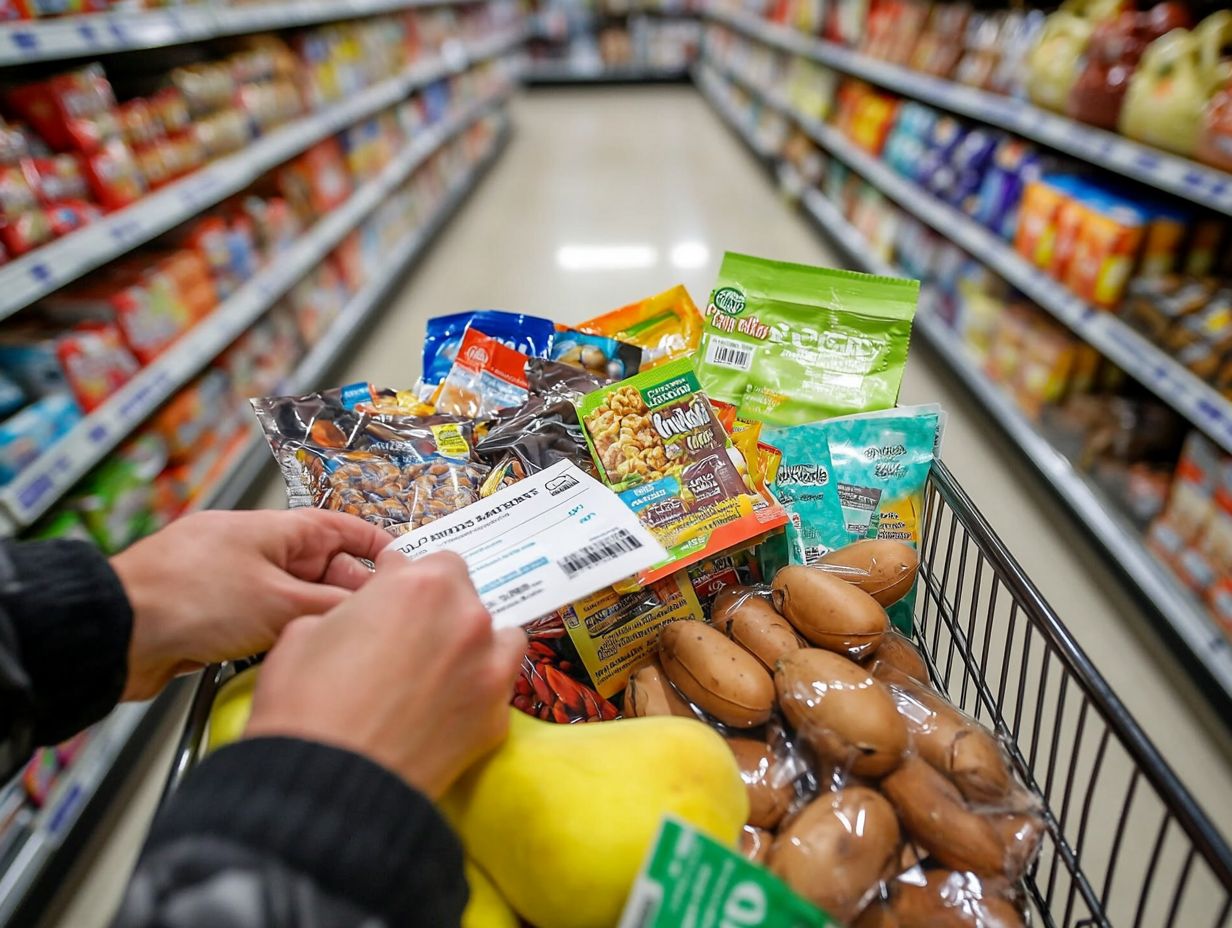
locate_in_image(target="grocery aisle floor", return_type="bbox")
[47,86,1232,927]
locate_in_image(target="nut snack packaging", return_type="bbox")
[578,357,788,584]
[576,284,704,371]
[697,252,919,426]
[252,382,486,536]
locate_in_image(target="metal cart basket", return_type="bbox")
[168,461,1232,927]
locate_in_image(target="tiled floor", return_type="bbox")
[46,85,1232,927]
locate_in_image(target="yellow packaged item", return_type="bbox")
[576,285,703,371]
[558,572,703,698]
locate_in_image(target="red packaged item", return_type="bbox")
[117,98,161,148]
[0,163,53,255]
[83,138,146,210]
[26,154,90,204]
[57,321,140,411]
[6,65,120,153]
[133,140,174,189]
[150,88,191,136]
[434,328,531,418]
[278,139,352,218]
[46,200,99,237]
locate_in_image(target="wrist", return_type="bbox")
[110,546,175,701]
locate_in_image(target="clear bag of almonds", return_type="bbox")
[625,537,1045,927]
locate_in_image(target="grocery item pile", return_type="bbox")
[222,252,1044,926]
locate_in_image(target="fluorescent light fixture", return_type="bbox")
[670,240,710,269]
[556,244,658,271]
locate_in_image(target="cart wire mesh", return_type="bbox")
[920,461,1232,927]
[167,461,1232,927]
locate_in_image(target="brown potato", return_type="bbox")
[712,585,756,625]
[819,539,920,607]
[993,812,1046,882]
[721,594,806,673]
[772,566,889,659]
[659,621,774,729]
[775,649,907,777]
[881,757,1008,876]
[867,631,930,683]
[855,870,1025,928]
[727,737,794,829]
[886,675,1012,804]
[625,660,695,719]
[769,787,901,924]
[740,825,772,865]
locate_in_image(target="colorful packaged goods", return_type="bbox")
[576,285,703,371]
[696,252,918,426]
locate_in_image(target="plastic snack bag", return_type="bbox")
[434,328,531,419]
[550,326,643,381]
[578,357,788,583]
[252,383,486,536]
[697,252,919,426]
[418,310,555,399]
[475,358,608,492]
[576,285,704,370]
[820,405,945,631]
[760,422,848,578]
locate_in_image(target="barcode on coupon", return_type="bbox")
[705,336,754,372]
[557,529,643,578]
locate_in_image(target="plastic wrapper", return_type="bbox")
[433,327,530,419]
[251,383,486,536]
[696,251,918,426]
[550,326,642,380]
[576,284,703,371]
[515,614,619,724]
[474,358,606,492]
[856,870,1025,927]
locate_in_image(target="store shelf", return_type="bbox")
[0,23,526,321]
[702,55,1232,458]
[187,121,511,514]
[703,4,1232,217]
[698,62,1232,714]
[524,60,691,83]
[0,84,512,534]
[0,700,151,926]
[0,0,487,65]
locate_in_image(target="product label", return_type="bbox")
[385,460,666,628]
[617,819,833,928]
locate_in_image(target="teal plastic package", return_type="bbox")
[758,423,847,580]
[822,404,944,632]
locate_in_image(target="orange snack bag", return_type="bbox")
[576,284,703,371]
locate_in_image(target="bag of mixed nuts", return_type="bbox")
[251,382,488,536]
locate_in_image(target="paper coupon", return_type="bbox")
[384,460,668,628]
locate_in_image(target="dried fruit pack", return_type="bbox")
[252,382,487,536]
[578,357,788,584]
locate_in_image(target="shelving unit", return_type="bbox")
[0,84,513,534]
[523,60,690,82]
[701,52,1232,459]
[702,3,1232,216]
[188,120,511,514]
[0,0,482,65]
[696,60,1232,716]
[0,24,526,319]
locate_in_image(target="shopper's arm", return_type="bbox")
[113,738,467,928]
[0,539,132,778]
[113,551,525,928]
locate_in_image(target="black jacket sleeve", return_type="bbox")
[113,737,469,928]
[0,538,132,779]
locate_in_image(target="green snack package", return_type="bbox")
[618,818,834,928]
[697,252,919,426]
[823,404,945,632]
[758,424,848,579]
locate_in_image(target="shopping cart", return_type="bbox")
[166,461,1232,927]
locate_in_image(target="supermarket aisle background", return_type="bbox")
[46,86,1232,928]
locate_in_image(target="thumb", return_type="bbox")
[493,626,530,687]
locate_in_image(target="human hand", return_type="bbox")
[245,549,526,798]
[112,509,390,701]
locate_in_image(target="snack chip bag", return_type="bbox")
[550,326,643,381]
[820,404,945,630]
[251,383,486,536]
[576,285,703,370]
[759,422,848,577]
[434,328,531,419]
[419,310,555,399]
[697,252,919,426]
[578,357,788,584]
